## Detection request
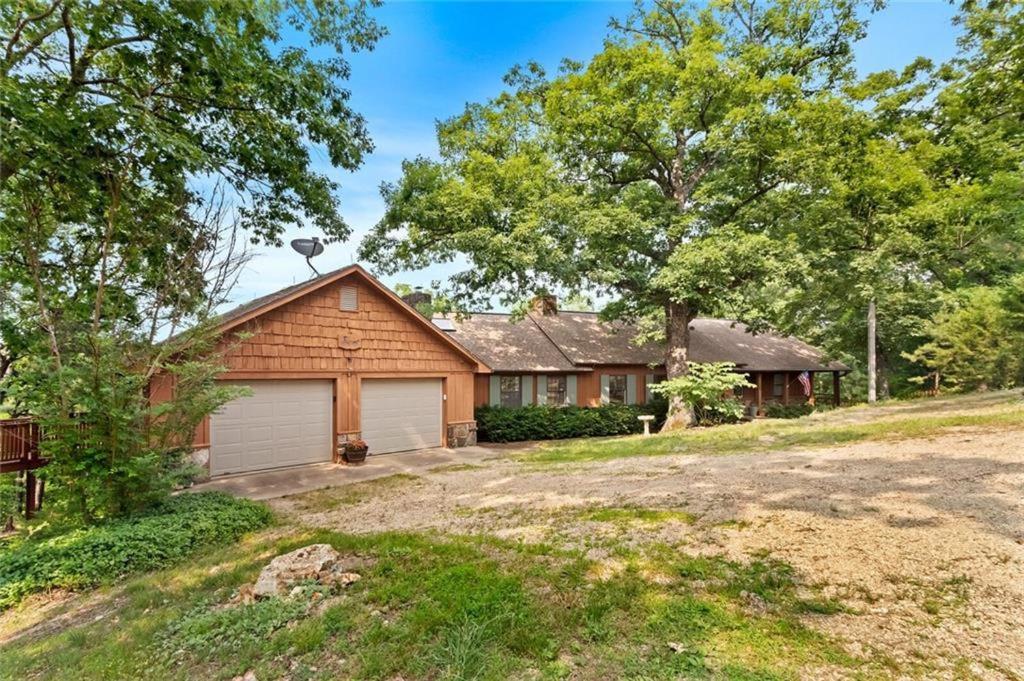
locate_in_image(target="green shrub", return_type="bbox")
[764,402,816,419]
[475,402,666,443]
[0,492,272,609]
[649,362,754,425]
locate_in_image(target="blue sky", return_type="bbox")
[229,0,961,308]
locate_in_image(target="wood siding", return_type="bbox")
[162,271,484,455]
[475,366,658,409]
[222,276,476,375]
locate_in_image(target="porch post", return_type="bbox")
[832,371,841,407]
[783,371,790,405]
[808,371,816,406]
[756,372,763,416]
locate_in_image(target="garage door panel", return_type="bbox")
[360,379,442,455]
[211,380,332,475]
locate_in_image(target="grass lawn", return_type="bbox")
[2,391,1020,679]
[1,525,872,680]
[524,391,1024,464]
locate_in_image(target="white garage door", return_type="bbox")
[210,380,333,475]
[360,379,442,454]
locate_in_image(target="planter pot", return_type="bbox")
[343,446,368,464]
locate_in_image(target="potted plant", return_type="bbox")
[342,438,368,464]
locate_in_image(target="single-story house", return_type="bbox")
[432,295,848,413]
[152,265,846,477]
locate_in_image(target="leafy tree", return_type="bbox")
[649,362,753,425]
[904,284,1024,392]
[0,0,383,520]
[768,96,936,401]
[1,0,383,242]
[361,0,870,427]
[772,0,1023,400]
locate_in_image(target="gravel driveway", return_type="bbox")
[273,403,1024,678]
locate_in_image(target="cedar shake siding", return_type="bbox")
[153,266,488,477]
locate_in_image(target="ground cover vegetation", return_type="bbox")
[0,492,272,610]
[0,524,873,680]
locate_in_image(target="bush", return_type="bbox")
[475,402,666,443]
[649,362,754,426]
[0,492,272,609]
[763,402,816,419]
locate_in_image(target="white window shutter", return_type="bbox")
[536,376,547,405]
[600,375,610,404]
[566,375,577,405]
[626,375,637,405]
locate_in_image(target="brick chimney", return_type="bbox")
[531,293,558,316]
[401,287,432,310]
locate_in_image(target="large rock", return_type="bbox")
[253,544,341,598]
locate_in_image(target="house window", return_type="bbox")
[772,373,785,397]
[340,285,358,311]
[500,376,522,408]
[608,375,627,404]
[547,376,567,405]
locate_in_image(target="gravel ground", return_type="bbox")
[273,399,1024,679]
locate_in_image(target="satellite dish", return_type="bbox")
[290,237,324,277]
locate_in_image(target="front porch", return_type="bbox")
[738,370,844,415]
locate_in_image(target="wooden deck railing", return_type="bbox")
[0,418,46,518]
[0,418,44,474]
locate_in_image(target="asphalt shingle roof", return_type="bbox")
[436,311,848,373]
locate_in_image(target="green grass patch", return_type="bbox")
[526,396,1024,464]
[428,463,482,474]
[0,528,876,681]
[287,473,421,512]
[0,492,272,610]
[580,506,697,525]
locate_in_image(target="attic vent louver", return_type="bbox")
[340,285,358,311]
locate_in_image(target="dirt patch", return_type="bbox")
[272,421,1024,677]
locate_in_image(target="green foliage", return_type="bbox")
[1,0,383,243]
[650,363,753,425]
[474,403,665,443]
[763,403,817,419]
[0,473,20,527]
[0,492,272,610]
[904,284,1024,391]
[5,326,247,521]
[0,0,384,522]
[360,0,870,418]
[162,589,321,661]
[0,526,864,680]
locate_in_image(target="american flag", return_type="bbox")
[797,371,812,397]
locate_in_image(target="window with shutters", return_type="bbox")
[608,375,627,404]
[546,375,567,406]
[340,285,358,311]
[500,376,521,408]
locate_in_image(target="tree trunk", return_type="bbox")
[867,298,877,404]
[661,300,695,430]
[876,343,891,400]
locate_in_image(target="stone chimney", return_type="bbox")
[531,293,558,316]
[401,287,432,310]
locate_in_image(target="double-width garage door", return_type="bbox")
[210,380,333,476]
[209,378,444,475]
[360,378,442,454]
